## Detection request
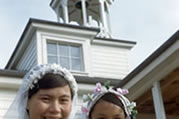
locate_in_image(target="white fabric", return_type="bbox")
[82,86,135,119]
[3,64,78,119]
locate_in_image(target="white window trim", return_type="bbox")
[41,33,90,76]
[47,42,84,72]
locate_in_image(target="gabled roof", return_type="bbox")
[117,30,179,115]
[118,30,179,88]
[5,18,136,69]
[5,18,100,69]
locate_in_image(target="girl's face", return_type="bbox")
[91,100,125,119]
[27,85,72,119]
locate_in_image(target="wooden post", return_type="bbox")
[152,81,166,119]
[62,3,69,23]
[99,0,106,28]
[81,0,87,26]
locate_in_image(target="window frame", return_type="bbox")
[47,41,84,72]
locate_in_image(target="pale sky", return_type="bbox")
[0,0,178,70]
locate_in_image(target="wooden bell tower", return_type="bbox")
[50,0,114,38]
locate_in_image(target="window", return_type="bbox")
[47,42,84,72]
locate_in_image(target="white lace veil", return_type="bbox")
[81,83,136,119]
[3,64,78,119]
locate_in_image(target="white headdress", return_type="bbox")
[81,81,137,119]
[3,64,78,119]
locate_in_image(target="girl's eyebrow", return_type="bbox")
[38,94,52,98]
[38,93,71,98]
[60,94,71,98]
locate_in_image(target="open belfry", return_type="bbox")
[50,0,114,38]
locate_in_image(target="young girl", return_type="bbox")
[82,82,137,119]
[3,64,78,119]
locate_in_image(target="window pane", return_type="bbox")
[71,58,81,71]
[71,46,80,57]
[59,44,69,57]
[48,56,57,64]
[60,57,70,69]
[47,42,84,72]
[47,43,57,54]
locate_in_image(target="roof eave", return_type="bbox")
[5,18,100,69]
[116,30,179,100]
[118,30,179,88]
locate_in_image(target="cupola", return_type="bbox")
[50,0,114,38]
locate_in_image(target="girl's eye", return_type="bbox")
[60,98,70,104]
[40,97,50,102]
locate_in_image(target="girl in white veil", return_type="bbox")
[3,64,78,119]
[81,82,137,119]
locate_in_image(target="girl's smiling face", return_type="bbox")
[27,85,72,119]
[91,99,125,119]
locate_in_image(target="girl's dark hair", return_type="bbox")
[28,73,73,99]
[89,92,126,118]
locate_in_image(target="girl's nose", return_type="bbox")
[49,101,62,114]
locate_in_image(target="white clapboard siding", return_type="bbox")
[16,36,37,71]
[0,89,17,119]
[91,44,130,79]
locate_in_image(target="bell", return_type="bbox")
[75,1,89,9]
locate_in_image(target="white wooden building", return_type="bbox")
[0,0,136,118]
[118,30,179,119]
